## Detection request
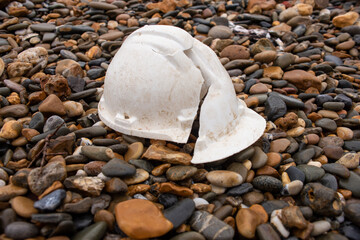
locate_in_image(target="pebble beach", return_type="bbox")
[0,0,360,239]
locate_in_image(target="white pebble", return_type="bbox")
[271,210,290,238]
[311,220,331,236]
[193,198,209,207]
[76,170,87,176]
[97,172,111,182]
[0,179,6,187]
[210,184,226,194]
[307,160,322,168]
[73,146,82,155]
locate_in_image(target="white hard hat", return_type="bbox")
[98,25,266,164]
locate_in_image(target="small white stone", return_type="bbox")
[281,180,303,196]
[76,170,87,176]
[311,220,331,236]
[307,160,322,168]
[210,184,226,194]
[271,210,290,238]
[97,172,111,182]
[193,198,209,208]
[0,179,6,187]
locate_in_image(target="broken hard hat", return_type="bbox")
[98,25,266,164]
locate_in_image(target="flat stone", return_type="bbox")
[190,210,234,240]
[252,176,282,193]
[64,176,104,196]
[170,231,206,240]
[102,158,136,177]
[10,196,38,218]
[164,198,195,229]
[142,143,192,165]
[344,202,360,227]
[28,160,67,196]
[227,182,253,196]
[33,189,66,211]
[30,23,56,32]
[115,199,173,239]
[31,213,72,224]
[0,104,29,118]
[265,95,287,121]
[166,166,197,181]
[250,146,268,169]
[339,171,360,198]
[322,163,350,178]
[72,221,107,240]
[206,170,243,187]
[297,165,325,182]
[5,221,39,239]
[123,168,149,185]
[38,94,66,115]
[208,25,232,39]
[293,148,315,165]
[236,206,267,239]
[257,223,281,240]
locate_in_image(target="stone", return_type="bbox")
[270,138,291,153]
[279,7,299,22]
[0,120,22,139]
[339,171,360,198]
[142,143,192,165]
[72,221,107,240]
[242,191,264,206]
[18,47,48,67]
[124,142,144,161]
[311,220,331,236]
[283,70,321,90]
[158,193,177,208]
[254,50,277,63]
[164,198,195,229]
[5,221,38,239]
[294,148,315,165]
[123,168,149,185]
[81,146,114,161]
[336,153,359,169]
[43,115,65,132]
[102,158,136,177]
[28,160,67,196]
[190,210,234,240]
[249,83,268,94]
[147,0,177,13]
[256,223,281,240]
[344,202,360,227]
[94,210,114,230]
[265,95,287,121]
[344,140,360,152]
[10,196,38,218]
[115,199,173,239]
[42,74,71,98]
[64,176,104,196]
[63,101,84,117]
[322,163,350,178]
[0,104,29,118]
[274,53,295,69]
[31,213,72,224]
[170,232,206,240]
[336,127,353,140]
[227,183,253,196]
[263,66,283,79]
[105,177,128,193]
[208,25,233,39]
[33,189,66,211]
[323,146,343,160]
[251,38,276,56]
[156,182,193,197]
[7,62,32,77]
[166,166,197,181]
[250,146,268,169]
[206,170,243,187]
[333,12,359,28]
[281,206,307,229]
[252,176,282,193]
[64,197,92,213]
[220,45,250,60]
[301,183,343,216]
[282,180,303,196]
[236,206,267,239]
[297,165,325,182]
[38,94,66,115]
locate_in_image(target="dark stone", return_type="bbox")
[319,173,338,191]
[5,221,39,239]
[31,213,72,224]
[74,126,107,138]
[67,77,85,93]
[265,95,287,121]
[190,211,234,240]
[34,189,67,211]
[128,159,154,172]
[293,148,315,165]
[158,193,178,209]
[72,221,107,240]
[334,94,352,110]
[286,166,306,183]
[102,158,136,177]
[252,176,282,193]
[164,198,195,229]
[344,140,360,152]
[339,172,360,198]
[344,202,360,227]
[297,165,325,182]
[256,223,281,240]
[322,163,350,178]
[301,183,343,217]
[261,200,289,215]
